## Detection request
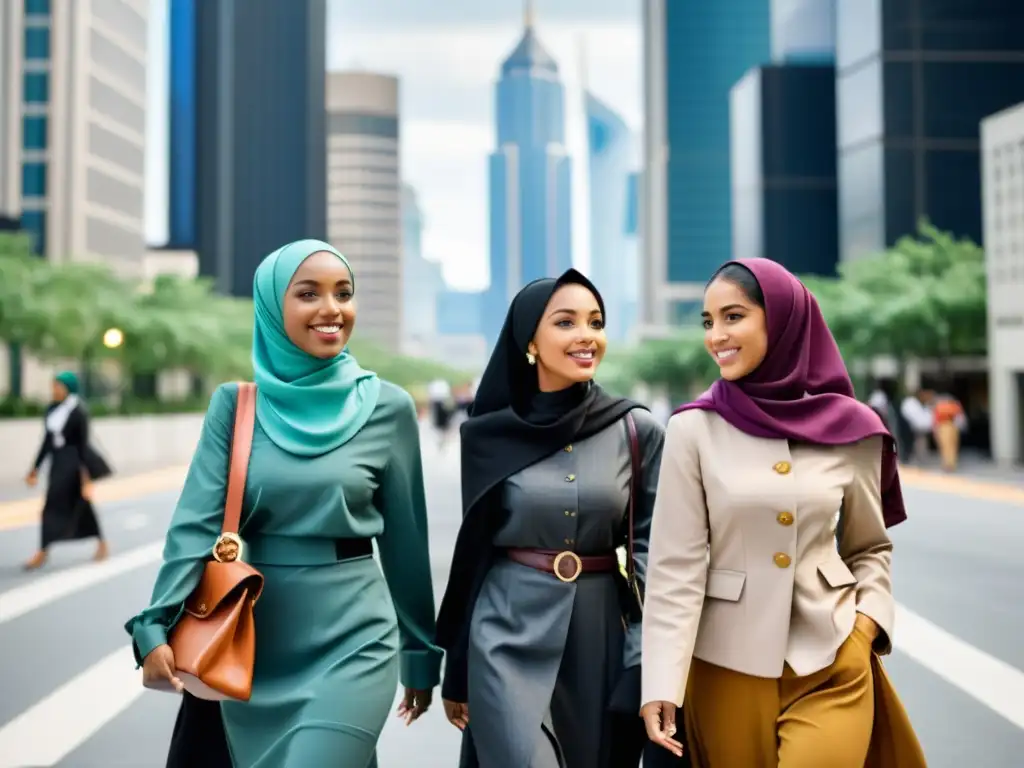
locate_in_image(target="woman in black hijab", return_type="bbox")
[436,269,683,767]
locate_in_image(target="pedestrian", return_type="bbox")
[23,370,112,570]
[428,377,454,449]
[639,259,924,766]
[125,240,442,767]
[932,388,967,472]
[435,268,684,767]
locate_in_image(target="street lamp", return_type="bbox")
[102,327,124,349]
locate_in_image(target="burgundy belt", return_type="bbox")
[503,548,619,583]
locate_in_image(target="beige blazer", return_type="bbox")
[641,409,894,708]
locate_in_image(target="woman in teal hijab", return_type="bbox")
[126,240,442,767]
[24,370,113,570]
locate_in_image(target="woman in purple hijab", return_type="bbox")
[636,260,924,766]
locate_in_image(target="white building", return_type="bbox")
[326,71,403,350]
[980,101,1024,464]
[7,0,149,271]
[0,1,23,222]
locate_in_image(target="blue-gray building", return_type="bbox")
[837,0,1024,261]
[401,184,444,354]
[771,0,835,63]
[168,0,327,296]
[731,64,838,276]
[437,289,484,337]
[642,0,772,328]
[484,13,572,348]
[585,91,637,342]
[19,0,50,257]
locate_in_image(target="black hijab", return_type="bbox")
[437,268,643,652]
[460,268,641,514]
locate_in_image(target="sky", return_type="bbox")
[144,0,642,291]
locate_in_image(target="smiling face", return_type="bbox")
[702,275,768,381]
[527,282,608,392]
[282,250,356,359]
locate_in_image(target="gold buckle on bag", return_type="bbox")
[212,532,245,563]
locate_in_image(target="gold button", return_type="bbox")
[565,444,573,452]
[564,537,574,545]
[566,474,576,482]
[773,552,791,568]
[777,511,794,526]
[773,461,792,475]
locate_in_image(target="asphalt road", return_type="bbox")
[0,427,1022,767]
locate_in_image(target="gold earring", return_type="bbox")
[526,352,536,365]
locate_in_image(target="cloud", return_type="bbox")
[329,20,641,291]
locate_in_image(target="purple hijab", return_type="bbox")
[675,258,906,528]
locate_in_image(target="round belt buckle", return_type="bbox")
[553,551,583,583]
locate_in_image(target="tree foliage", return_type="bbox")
[617,220,988,390]
[0,233,469,397]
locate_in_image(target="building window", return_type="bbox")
[24,27,50,60]
[22,162,47,197]
[25,0,51,13]
[20,210,46,255]
[327,114,399,139]
[22,116,47,149]
[23,72,49,103]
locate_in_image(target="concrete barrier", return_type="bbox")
[0,413,205,487]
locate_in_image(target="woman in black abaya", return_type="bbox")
[23,371,112,570]
[435,269,687,767]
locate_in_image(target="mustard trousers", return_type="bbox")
[684,627,874,768]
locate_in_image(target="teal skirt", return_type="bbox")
[221,547,399,767]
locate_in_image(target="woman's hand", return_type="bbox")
[81,480,94,501]
[855,612,880,643]
[24,470,37,488]
[443,699,470,731]
[141,644,183,692]
[640,700,684,757]
[397,687,433,725]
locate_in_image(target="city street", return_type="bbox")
[0,428,1022,766]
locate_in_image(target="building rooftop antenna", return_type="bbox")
[524,0,536,29]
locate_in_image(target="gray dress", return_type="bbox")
[462,410,665,768]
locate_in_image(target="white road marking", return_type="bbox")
[0,541,162,625]
[894,604,1024,730]
[0,645,145,767]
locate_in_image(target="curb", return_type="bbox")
[899,466,1024,506]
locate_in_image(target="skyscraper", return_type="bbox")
[168,0,327,296]
[771,0,835,63]
[400,184,444,357]
[11,0,149,268]
[642,0,771,329]
[485,2,572,348]
[585,91,638,342]
[326,71,402,350]
[836,0,1024,262]
[0,1,23,226]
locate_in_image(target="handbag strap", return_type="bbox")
[222,382,256,536]
[625,411,641,586]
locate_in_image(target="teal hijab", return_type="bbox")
[252,239,380,457]
[55,371,80,395]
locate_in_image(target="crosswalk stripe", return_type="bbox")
[0,542,163,625]
[894,604,1024,730]
[0,645,144,767]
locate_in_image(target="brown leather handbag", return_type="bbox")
[166,381,264,702]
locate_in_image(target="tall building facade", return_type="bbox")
[11,0,149,268]
[326,71,402,350]
[168,0,327,296]
[730,64,838,276]
[400,184,444,356]
[642,0,771,329]
[585,91,638,342]
[0,1,23,225]
[485,10,572,349]
[836,0,1024,262]
[981,102,1024,465]
[771,0,835,63]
